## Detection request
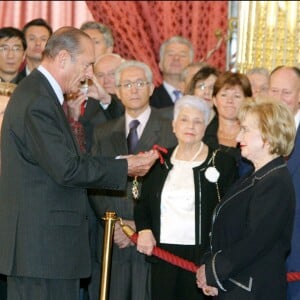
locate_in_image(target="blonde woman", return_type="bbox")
[197,97,296,299]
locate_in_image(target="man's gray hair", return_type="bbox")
[246,67,269,77]
[80,21,114,48]
[159,35,194,62]
[115,60,153,86]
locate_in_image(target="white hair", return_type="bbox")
[173,95,211,125]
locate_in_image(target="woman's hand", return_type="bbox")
[202,285,218,296]
[137,229,156,256]
[196,265,207,288]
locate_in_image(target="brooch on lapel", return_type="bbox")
[205,150,221,202]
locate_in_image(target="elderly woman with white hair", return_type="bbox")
[134,95,238,300]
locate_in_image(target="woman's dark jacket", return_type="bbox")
[134,146,238,263]
[204,157,295,300]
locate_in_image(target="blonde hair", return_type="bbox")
[238,96,296,156]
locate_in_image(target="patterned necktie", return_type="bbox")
[127,119,140,154]
[173,90,182,102]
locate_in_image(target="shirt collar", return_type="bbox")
[125,105,151,137]
[163,81,182,103]
[295,109,300,130]
[37,65,64,105]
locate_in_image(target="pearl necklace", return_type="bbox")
[174,142,204,162]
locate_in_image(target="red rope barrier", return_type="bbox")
[121,224,300,282]
[287,272,300,282]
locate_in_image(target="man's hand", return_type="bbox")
[114,220,135,248]
[126,150,159,177]
[65,92,87,121]
[87,75,112,105]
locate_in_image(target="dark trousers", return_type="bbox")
[151,244,208,300]
[0,274,7,300]
[7,276,80,300]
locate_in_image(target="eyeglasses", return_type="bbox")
[0,45,24,55]
[195,82,214,92]
[117,80,150,90]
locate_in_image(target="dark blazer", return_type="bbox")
[79,95,124,152]
[0,69,128,279]
[134,146,238,262]
[150,84,174,108]
[204,157,295,300]
[286,126,300,297]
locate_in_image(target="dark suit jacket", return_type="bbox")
[89,107,177,262]
[0,69,128,279]
[150,84,174,108]
[79,95,124,152]
[286,127,300,279]
[204,157,295,299]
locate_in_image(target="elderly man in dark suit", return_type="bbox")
[89,60,177,300]
[0,27,158,300]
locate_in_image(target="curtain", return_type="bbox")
[86,1,228,85]
[0,1,94,31]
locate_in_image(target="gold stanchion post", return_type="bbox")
[99,211,118,300]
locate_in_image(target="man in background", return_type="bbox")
[90,60,177,300]
[80,21,114,60]
[246,67,269,98]
[0,27,26,83]
[150,35,194,108]
[269,66,300,300]
[21,18,52,75]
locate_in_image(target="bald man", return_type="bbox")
[269,66,300,300]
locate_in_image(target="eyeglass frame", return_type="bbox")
[0,45,24,55]
[195,82,214,92]
[117,80,150,90]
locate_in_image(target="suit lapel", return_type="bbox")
[110,116,128,155]
[136,111,161,152]
[35,70,81,154]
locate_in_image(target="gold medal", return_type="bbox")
[132,176,139,200]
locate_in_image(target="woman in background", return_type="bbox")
[203,71,253,175]
[185,65,219,123]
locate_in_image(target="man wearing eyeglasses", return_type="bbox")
[89,60,177,300]
[0,27,26,84]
